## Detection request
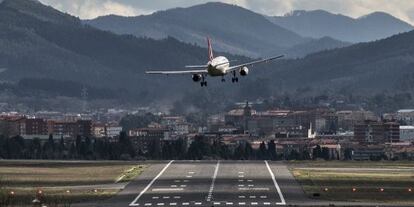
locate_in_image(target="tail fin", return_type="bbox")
[207,37,214,61]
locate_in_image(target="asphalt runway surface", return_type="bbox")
[98,160,307,207]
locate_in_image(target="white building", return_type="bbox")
[106,126,123,138]
[397,109,414,125]
[400,126,414,142]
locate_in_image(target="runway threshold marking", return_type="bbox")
[129,160,174,207]
[206,160,220,201]
[265,160,286,205]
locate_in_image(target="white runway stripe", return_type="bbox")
[265,160,286,205]
[129,160,174,206]
[206,161,220,202]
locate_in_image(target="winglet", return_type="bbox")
[207,37,214,61]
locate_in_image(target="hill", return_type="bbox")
[85,2,347,58]
[273,30,414,93]
[0,0,244,105]
[268,10,413,43]
[1,0,414,113]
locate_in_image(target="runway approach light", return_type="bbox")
[37,190,43,195]
[408,188,412,192]
[93,189,98,193]
[9,191,15,196]
[66,190,71,193]
[324,188,329,192]
[380,188,384,192]
[352,188,357,192]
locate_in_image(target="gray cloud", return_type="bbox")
[38,0,414,24]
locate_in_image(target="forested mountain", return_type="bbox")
[273,30,414,93]
[268,10,413,43]
[85,2,348,58]
[1,0,414,113]
[0,0,242,103]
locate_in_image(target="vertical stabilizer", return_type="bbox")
[207,37,214,61]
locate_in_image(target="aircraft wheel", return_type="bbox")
[236,78,239,82]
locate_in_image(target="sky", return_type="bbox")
[38,0,414,25]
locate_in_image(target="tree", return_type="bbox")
[43,134,55,159]
[233,143,245,160]
[313,145,322,159]
[118,131,135,159]
[321,147,330,160]
[186,136,212,160]
[58,136,65,159]
[257,141,268,160]
[267,140,277,160]
[344,148,353,160]
[147,138,161,159]
[244,142,254,160]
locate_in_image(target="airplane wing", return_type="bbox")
[185,65,208,69]
[146,69,208,75]
[227,55,284,72]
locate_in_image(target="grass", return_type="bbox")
[0,161,146,206]
[289,161,414,204]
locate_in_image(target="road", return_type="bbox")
[97,160,307,207]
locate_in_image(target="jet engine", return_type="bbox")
[192,74,202,82]
[240,66,249,76]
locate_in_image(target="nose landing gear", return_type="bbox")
[231,70,239,83]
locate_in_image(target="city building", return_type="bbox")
[400,126,414,142]
[106,125,123,138]
[397,109,414,125]
[128,127,169,140]
[337,110,378,131]
[48,120,92,138]
[352,145,386,160]
[354,121,400,144]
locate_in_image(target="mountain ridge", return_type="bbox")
[85,2,349,58]
[268,10,413,43]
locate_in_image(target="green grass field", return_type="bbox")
[0,161,146,206]
[289,161,414,204]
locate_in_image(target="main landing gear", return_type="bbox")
[231,71,239,83]
[200,75,207,87]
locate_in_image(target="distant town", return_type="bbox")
[0,101,413,161]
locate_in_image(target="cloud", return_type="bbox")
[38,0,414,24]
[40,0,147,19]
[231,0,414,25]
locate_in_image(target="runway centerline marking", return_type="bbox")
[265,160,286,205]
[129,160,174,207]
[206,160,220,201]
[151,188,183,192]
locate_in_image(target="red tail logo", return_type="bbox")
[207,37,214,61]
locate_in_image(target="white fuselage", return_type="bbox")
[207,56,229,76]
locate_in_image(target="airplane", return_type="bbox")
[146,37,284,87]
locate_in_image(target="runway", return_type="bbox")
[98,160,307,207]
